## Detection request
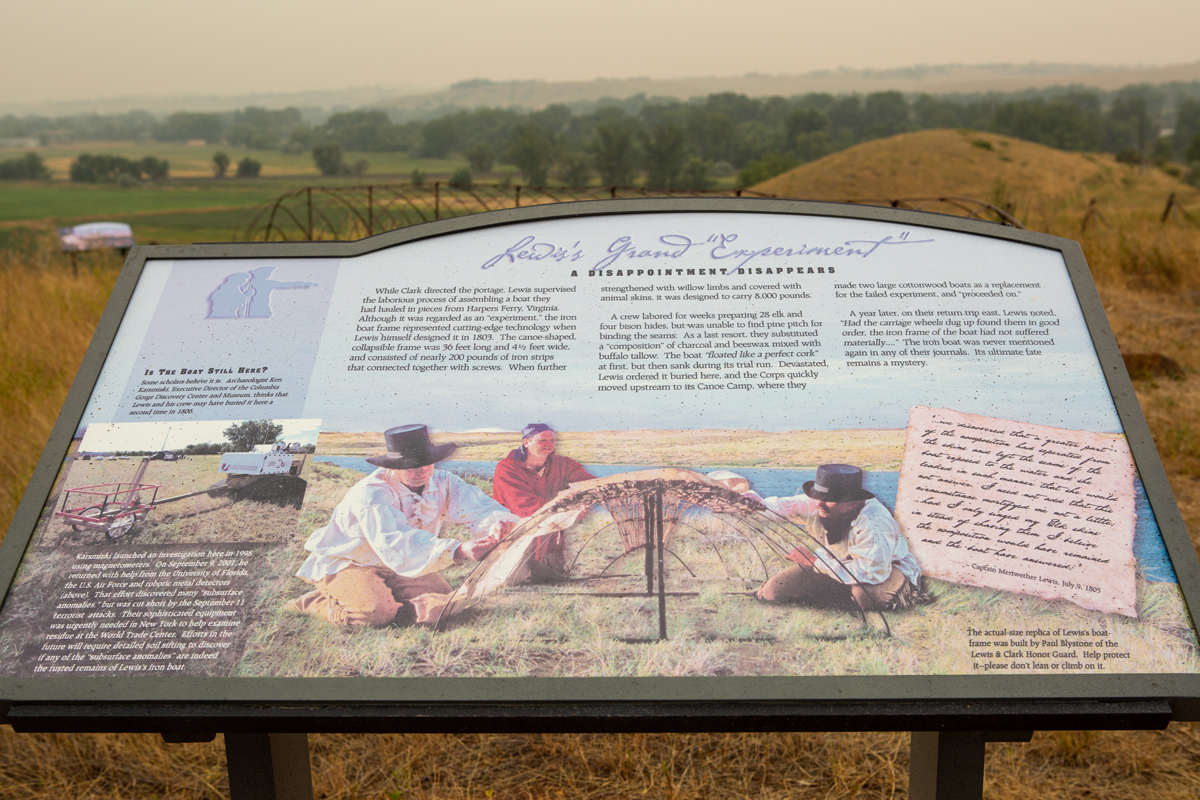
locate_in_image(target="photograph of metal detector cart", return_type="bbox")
[0,199,1197,799]
[39,419,316,543]
[53,435,309,540]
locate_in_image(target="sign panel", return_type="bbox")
[1,200,1197,706]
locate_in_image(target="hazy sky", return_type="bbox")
[3,0,1199,105]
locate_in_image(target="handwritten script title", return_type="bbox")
[480,231,934,272]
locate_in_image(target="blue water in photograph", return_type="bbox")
[315,457,1176,583]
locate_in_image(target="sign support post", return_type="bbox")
[224,732,313,800]
[909,730,1033,800]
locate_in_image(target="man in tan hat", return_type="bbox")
[717,464,921,611]
[286,424,519,627]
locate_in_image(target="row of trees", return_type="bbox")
[303,88,1200,189]
[0,152,50,180]
[180,421,313,455]
[1,151,262,182]
[295,87,1200,188]
[0,107,308,149]
[211,151,262,177]
[84,421,301,457]
[7,83,1200,187]
[6,82,1200,149]
[69,153,169,183]
[310,143,368,176]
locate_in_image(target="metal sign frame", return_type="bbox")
[1,198,1197,729]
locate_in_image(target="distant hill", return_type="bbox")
[0,84,432,118]
[6,61,1200,120]
[379,61,1200,115]
[751,129,1199,216]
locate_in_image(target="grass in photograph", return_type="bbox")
[32,454,308,548]
[318,427,909,471]
[235,463,1197,679]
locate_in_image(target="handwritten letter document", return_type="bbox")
[896,406,1137,616]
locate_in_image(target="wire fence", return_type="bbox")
[239,183,1027,242]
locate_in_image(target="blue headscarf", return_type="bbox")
[514,423,554,461]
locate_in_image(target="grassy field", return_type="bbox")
[0,174,564,246]
[0,141,479,245]
[1,141,472,181]
[319,428,910,471]
[3,130,1200,796]
[3,129,1197,248]
[0,180,289,223]
[0,139,764,246]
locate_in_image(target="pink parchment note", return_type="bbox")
[896,406,1138,617]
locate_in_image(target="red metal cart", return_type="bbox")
[56,480,160,538]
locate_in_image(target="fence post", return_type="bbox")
[643,494,654,596]
[435,182,440,220]
[306,187,312,241]
[515,185,521,208]
[655,487,667,641]
[368,185,374,236]
[1081,198,1105,232]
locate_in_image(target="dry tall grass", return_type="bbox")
[3,170,1200,796]
[754,130,1200,221]
[0,241,119,530]
[3,727,1200,799]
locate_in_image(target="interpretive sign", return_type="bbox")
[1,198,1198,712]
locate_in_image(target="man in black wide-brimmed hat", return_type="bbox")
[721,464,923,611]
[286,424,520,627]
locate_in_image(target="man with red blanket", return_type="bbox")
[492,423,594,579]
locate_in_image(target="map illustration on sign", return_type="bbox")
[207,266,317,319]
